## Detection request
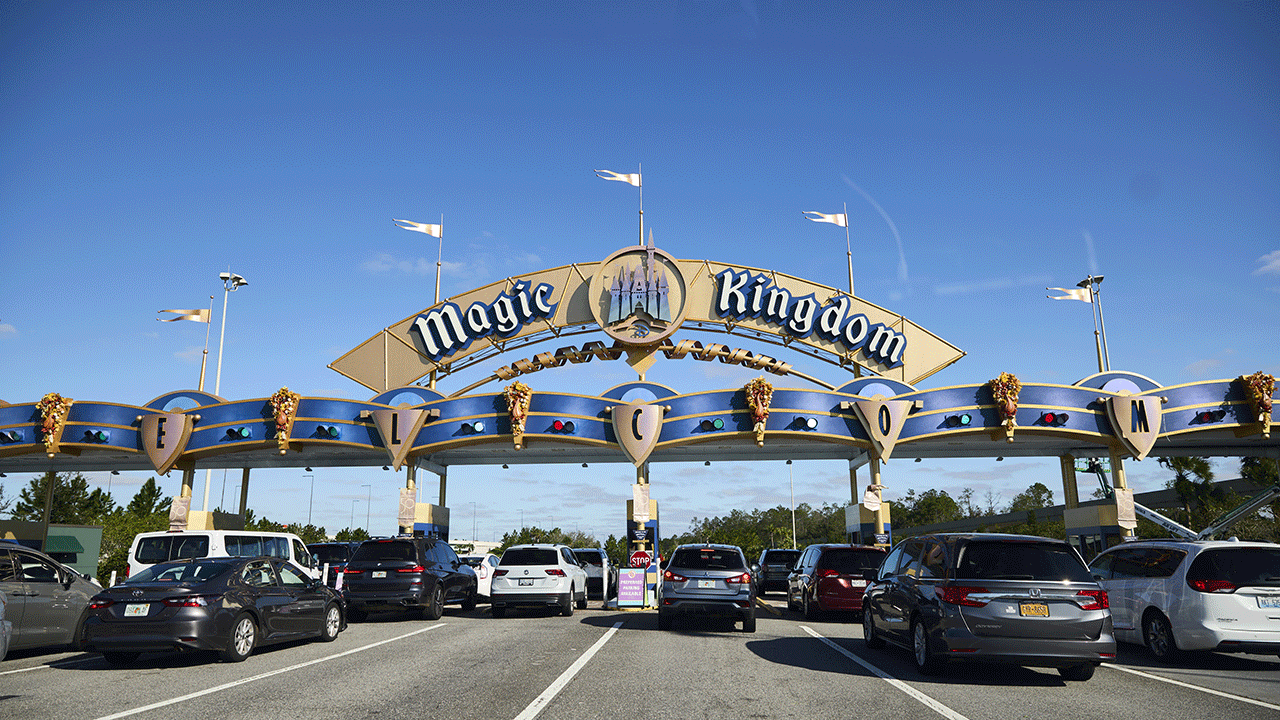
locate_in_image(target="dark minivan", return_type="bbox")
[862,533,1115,680]
[753,548,801,595]
[341,537,477,621]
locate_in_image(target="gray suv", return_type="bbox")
[862,533,1115,680]
[659,544,756,633]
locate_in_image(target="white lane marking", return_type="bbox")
[513,621,624,720]
[801,626,970,720]
[90,623,446,720]
[0,656,99,676]
[1104,663,1280,711]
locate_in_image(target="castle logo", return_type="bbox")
[589,234,689,346]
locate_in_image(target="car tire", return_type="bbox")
[863,608,885,649]
[742,612,756,633]
[220,613,257,663]
[424,584,445,621]
[576,587,588,610]
[1144,610,1179,661]
[491,605,506,618]
[1058,663,1096,681]
[787,589,798,611]
[561,586,575,617]
[461,587,477,612]
[658,611,672,630]
[102,651,140,666]
[319,603,342,642]
[912,618,944,676]
[803,590,820,621]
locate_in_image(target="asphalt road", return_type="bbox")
[3,598,1277,720]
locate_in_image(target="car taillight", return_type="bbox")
[344,568,364,575]
[1189,579,1237,593]
[494,569,509,577]
[545,569,566,576]
[726,572,751,585]
[396,565,426,573]
[163,594,222,608]
[1076,589,1109,610]
[816,569,840,578]
[124,564,130,578]
[664,570,687,582]
[939,586,989,607]
[89,598,115,610]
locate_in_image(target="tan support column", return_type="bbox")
[238,468,251,519]
[848,460,859,505]
[1060,454,1079,510]
[180,466,195,500]
[438,465,447,507]
[1108,447,1134,537]
[406,462,417,496]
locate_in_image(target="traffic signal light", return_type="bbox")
[945,413,972,428]
[1039,412,1069,426]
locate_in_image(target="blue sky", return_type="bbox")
[2,2,1277,543]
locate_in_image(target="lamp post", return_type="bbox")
[471,501,477,542]
[305,473,315,526]
[351,499,359,530]
[787,460,796,549]
[202,271,248,513]
[1077,275,1111,372]
[362,484,371,534]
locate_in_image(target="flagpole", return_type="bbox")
[637,162,644,247]
[844,201,854,297]
[1093,277,1112,371]
[198,295,214,391]
[431,214,443,391]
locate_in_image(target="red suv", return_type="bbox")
[787,544,887,620]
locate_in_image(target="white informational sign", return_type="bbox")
[633,483,650,523]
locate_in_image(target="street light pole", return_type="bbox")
[351,499,358,530]
[362,484,371,534]
[787,460,796,549]
[471,501,477,542]
[203,271,248,513]
[1076,275,1111,372]
[305,473,314,526]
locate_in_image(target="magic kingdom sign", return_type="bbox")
[330,236,965,392]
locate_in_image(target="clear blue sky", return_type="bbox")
[2,2,1277,543]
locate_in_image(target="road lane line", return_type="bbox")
[0,656,100,676]
[513,621,624,720]
[90,623,447,720]
[1104,663,1280,711]
[801,626,970,720]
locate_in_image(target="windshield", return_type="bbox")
[672,547,745,571]
[817,549,884,573]
[501,548,559,566]
[351,540,417,562]
[1187,548,1280,588]
[124,561,234,584]
[763,551,800,566]
[574,551,604,566]
[956,541,1092,582]
[310,545,353,564]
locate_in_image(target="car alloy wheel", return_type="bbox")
[863,609,885,649]
[424,584,445,621]
[320,604,341,642]
[562,585,575,617]
[1144,611,1178,661]
[221,613,257,663]
[912,619,943,675]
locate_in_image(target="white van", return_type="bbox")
[126,530,321,580]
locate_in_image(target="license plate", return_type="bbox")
[124,603,149,617]
[518,578,534,586]
[1020,602,1050,617]
[850,580,867,588]
[372,571,386,579]
[1259,596,1280,609]
[698,579,716,589]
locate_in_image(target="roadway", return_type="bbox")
[2,598,1277,720]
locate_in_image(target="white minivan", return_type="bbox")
[126,530,321,580]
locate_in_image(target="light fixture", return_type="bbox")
[551,420,576,433]
[305,466,312,472]
[502,464,509,469]
[996,457,1004,461]
[914,458,922,463]
[699,418,725,431]
[946,413,972,428]
[464,421,485,434]
[1039,412,1069,426]
[582,463,588,468]
[705,460,711,466]
[382,465,389,471]
[111,470,120,475]
[0,472,6,477]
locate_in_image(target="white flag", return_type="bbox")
[1047,287,1092,303]
[393,219,442,238]
[157,308,210,323]
[595,169,641,187]
[803,211,847,228]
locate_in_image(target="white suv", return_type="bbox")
[1088,539,1280,660]
[491,544,589,617]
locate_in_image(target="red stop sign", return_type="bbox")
[629,550,652,568]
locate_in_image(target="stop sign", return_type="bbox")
[629,550,652,568]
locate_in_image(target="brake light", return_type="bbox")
[664,570,687,582]
[163,594,222,608]
[396,565,426,573]
[1075,589,1109,610]
[494,569,509,577]
[344,568,364,575]
[939,586,989,607]
[89,598,115,610]
[545,568,566,576]
[726,572,751,585]
[816,569,840,579]
[1189,579,1237,593]
[124,564,130,578]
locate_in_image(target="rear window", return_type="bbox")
[763,550,800,566]
[501,548,560,566]
[672,547,745,570]
[310,544,353,564]
[351,540,418,562]
[1187,548,1280,588]
[574,550,604,566]
[135,535,210,564]
[956,541,1092,582]
[817,549,885,573]
[126,561,233,584]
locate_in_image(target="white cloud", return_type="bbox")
[1184,349,1234,378]
[1253,250,1280,276]
[0,323,16,338]
[933,274,1052,296]
[362,252,433,276]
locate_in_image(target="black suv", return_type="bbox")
[863,533,1114,679]
[341,536,477,621]
[308,541,361,587]
[753,548,801,595]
